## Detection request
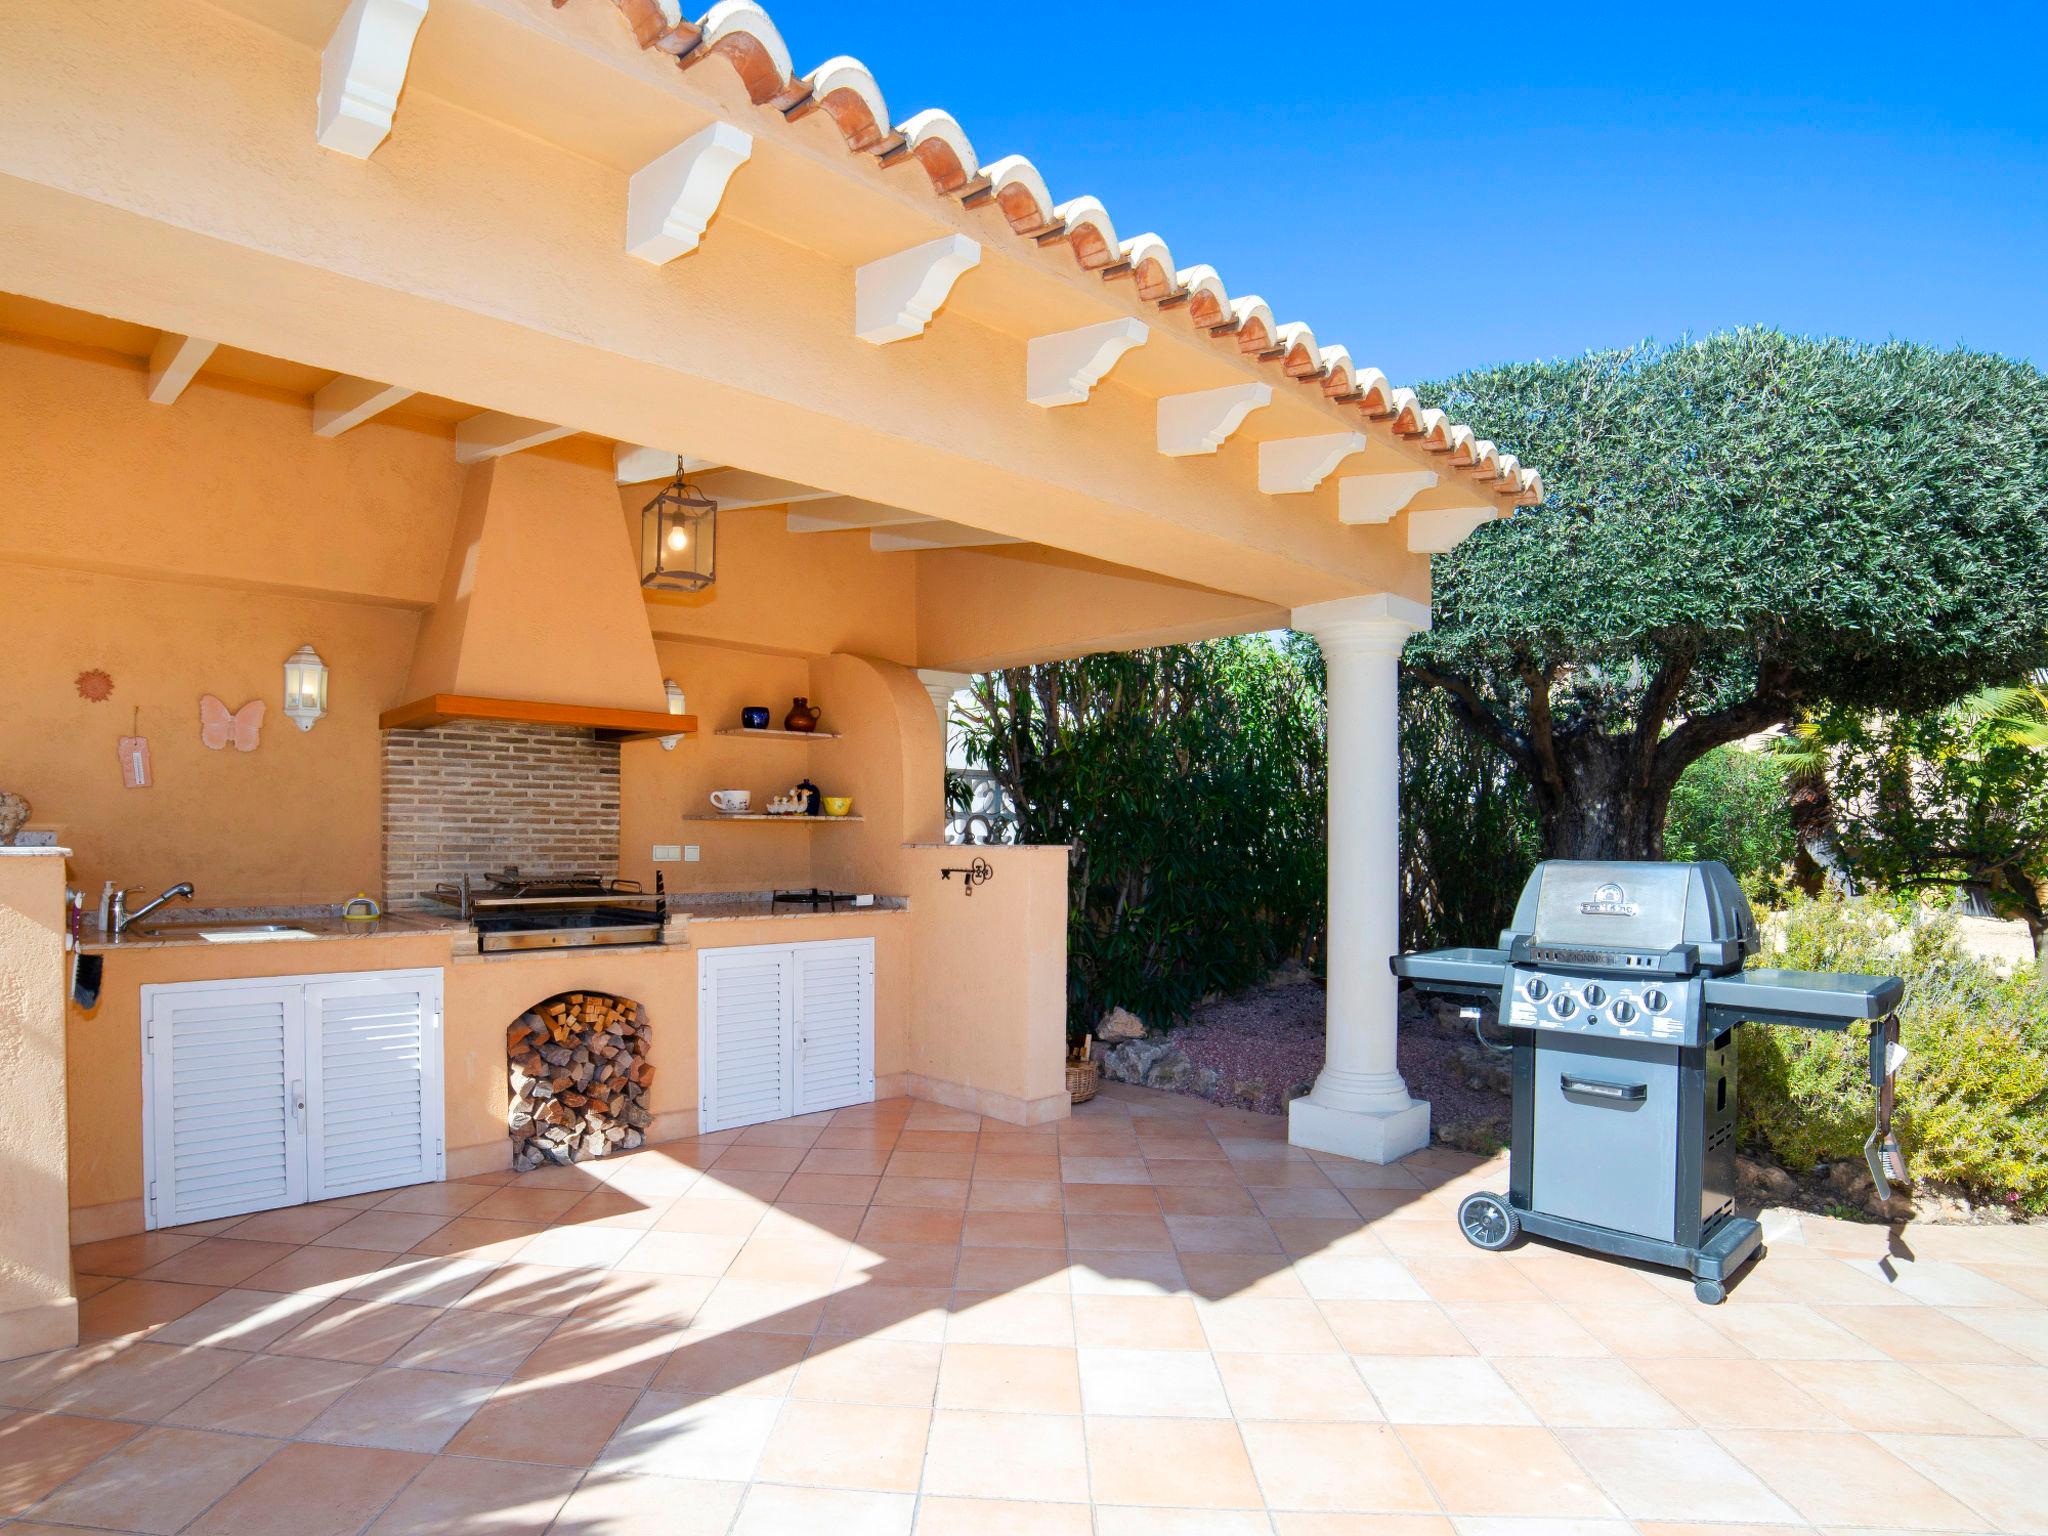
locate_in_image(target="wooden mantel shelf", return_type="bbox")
[380,693,696,743]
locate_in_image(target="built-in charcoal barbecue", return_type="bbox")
[1395,860,1905,1302]
[432,868,666,952]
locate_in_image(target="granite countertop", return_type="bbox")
[675,892,911,923]
[80,906,467,953]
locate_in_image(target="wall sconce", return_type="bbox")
[282,644,328,732]
[662,679,686,751]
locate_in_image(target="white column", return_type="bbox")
[915,669,973,734]
[1288,593,1433,1163]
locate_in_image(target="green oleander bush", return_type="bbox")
[1739,891,2048,1209]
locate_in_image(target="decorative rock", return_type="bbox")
[0,789,27,846]
[1097,1007,1146,1042]
[1737,1154,1798,1202]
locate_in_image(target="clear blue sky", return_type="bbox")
[760,2,2046,384]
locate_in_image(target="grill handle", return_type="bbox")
[1559,1074,1648,1103]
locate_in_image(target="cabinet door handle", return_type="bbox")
[290,1078,307,1126]
[1560,1074,1646,1102]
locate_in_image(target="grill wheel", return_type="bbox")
[1457,1191,1520,1252]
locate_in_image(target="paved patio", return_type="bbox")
[6,1084,2048,1535]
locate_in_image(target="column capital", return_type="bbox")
[915,669,974,724]
[1289,592,1431,652]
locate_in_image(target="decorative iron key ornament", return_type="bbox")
[940,856,993,897]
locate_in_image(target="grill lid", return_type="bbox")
[1505,860,1758,972]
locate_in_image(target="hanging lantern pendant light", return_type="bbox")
[640,456,718,592]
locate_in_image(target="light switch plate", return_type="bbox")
[651,844,681,863]
[683,845,700,863]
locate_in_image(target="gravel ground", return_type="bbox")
[1170,980,1512,1146]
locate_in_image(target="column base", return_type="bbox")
[1288,1094,1431,1165]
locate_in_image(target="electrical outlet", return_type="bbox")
[651,844,681,863]
[683,845,700,863]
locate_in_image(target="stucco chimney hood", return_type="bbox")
[390,453,687,741]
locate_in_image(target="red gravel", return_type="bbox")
[1170,981,1512,1144]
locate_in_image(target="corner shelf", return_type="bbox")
[713,728,841,740]
[680,813,865,824]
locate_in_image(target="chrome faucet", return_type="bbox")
[115,881,195,934]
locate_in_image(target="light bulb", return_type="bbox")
[666,525,689,551]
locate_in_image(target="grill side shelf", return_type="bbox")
[1391,947,1510,998]
[1701,968,1902,1031]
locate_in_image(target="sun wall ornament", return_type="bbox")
[75,669,114,702]
[199,696,265,752]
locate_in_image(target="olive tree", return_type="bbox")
[1407,330,2048,860]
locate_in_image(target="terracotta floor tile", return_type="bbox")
[1077,1346,1229,1418]
[937,1343,1082,1414]
[27,1423,274,1534]
[694,1277,833,1335]
[162,1352,368,1435]
[845,1241,961,1289]
[1066,1212,1175,1252]
[1061,1156,1151,1185]
[1703,1302,1885,1360]
[0,1344,126,1410]
[453,1262,606,1316]
[70,1232,203,1278]
[77,1278,224,1338]
[1356,1354,1535,1425]
[922,1409,1089,1502]
[1065,1250,1189,1296]
[1292,1254,1428,1302]
[1322,1301,1475,1356]
[1563,1301,1750,1359]
[734,1483,915,1536]
[339,1253,495,1308]
[565,1271,716,1329]
[465,1187,584,1224]
[795,1338,943,1406]
[497,1320,664,1390]
[887,1151,976,1180]
[1214,1350,1383,1422]
[1630,1357,1843,1430]
[871,1176,972,1210]
[1085,1416,1263,1509]
[444,1377,638,1464]
[975,1154,1063,1183]
[310,1210,453,1253]
[1873,1430,2048,1533]
[185,1441,428,1536]
[1559,1427,1798,1522]
[598,1388,783,1480]
[1196,1297,1339,1354]
[1176,1252,1305,1298]
[269,1298,440,1365]
[1399,1424,1615,1517]
[146,1287,330,1351]
[241,1244,399,1297]
[1265,1225,1395,1264]
[552,1189,668,1231]
[729,1236,852,1286]
[1913,1360,2048,1435]
[794,1147,892,1177]
[913,1494,1093,1534]
[1072,1295,1207,1351]
[0,1410,143,1517]
[963,1210,1068,1248]
[1714,1428,1982,1528]
[1439,1301,1609,1358]
[757,1397,931,1492]
[1930,1303,2048,1363]
[385,1306,554,1375]
[1251,1186,1364,1220]
[363,1453,578,1536]
[1157,1184,1260,1217]
[758,1202,867,1241]
[781,1173,883,1206]
[967,1179,1064,1213]
[946,1290,1077,1346]
[655,1197,772,1236]
[1491,1356,1689,1428]
[1404,1256,1546,1304]
[36,1339,243,1420]
[300,1365,492,1452]
[371,1180,497,1217]
[513,1224,642,1269]
[1773,1357,2008,1433]
[1244,1420,1440,1514]
[715,1143,810,1174]
[649,1327,810,1397]
[616,1229,745,1277]
[860,1206,966,1246]
[548,1469,745,1534]
[138,1238,304,1287]
[1845,1257,2033,1307]
[953,1246,1068,1293]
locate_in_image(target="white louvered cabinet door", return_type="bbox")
[302,972,445,1200]
[143,981,308,1228]
[794,939,875,1116]
[699,946,795,1133]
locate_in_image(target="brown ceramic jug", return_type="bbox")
[784,697,821,733]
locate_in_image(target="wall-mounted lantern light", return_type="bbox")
[283,644,328,731]
[662,678,687,752]
[640,458,717,592]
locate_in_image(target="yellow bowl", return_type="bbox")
[822,796,853,817]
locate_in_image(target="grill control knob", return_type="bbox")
[1524,977,1550,1002]
[1643,988,1669,1013]
[1581,983,1606,1007]
[1610,998,1638,1024]
[1550,993,1578,1019]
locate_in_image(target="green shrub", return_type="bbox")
[1664,745,1798,904]
[1739,892,2048,1208]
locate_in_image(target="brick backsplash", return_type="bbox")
[382,722,619,909]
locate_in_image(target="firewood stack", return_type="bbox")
[507,992,655,1170]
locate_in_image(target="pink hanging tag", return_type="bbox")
[118,735,153,789]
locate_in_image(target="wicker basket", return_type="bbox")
[1067,1041,1100,1104]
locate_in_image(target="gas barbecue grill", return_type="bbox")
[429,869,667,952]
[1394,860,1904,1302]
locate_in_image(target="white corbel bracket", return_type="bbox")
[455,412,575,465]
[1156,383,1273,457]
[313,376,414,437]
[626,121,754,264]
[855,235,982,344]
[146,334,217,405]
[1025,318,1149,407]
[317,0,430,159]
[1407,505,1499,554]
[1258,432,1367,494]
[615,444,716,484]
[1337,471,1438,525]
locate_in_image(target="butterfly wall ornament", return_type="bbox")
[199,696,265,752]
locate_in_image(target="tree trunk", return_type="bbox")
[1530,735,1672,861]
[1785,771,1855,895]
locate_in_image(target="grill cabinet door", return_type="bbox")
[144,982,308,1228]
[699,947,795,1132]
[303,972,445,1200]
[793,939,875,1116]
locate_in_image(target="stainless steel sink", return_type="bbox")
[134,920,312,941]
